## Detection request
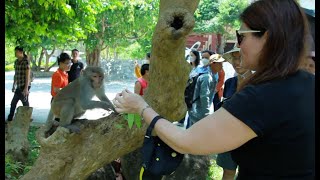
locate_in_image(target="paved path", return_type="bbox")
[5,69,135,124]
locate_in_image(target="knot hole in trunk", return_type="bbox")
[170,16,184,30]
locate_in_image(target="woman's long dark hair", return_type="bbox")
[238,0,309,91]
[191,50,200,67]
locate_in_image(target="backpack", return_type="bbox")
[184,73,204,109]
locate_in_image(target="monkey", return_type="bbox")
[44,66,115,136]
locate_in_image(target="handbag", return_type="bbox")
[140,116,184,177]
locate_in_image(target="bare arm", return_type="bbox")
[12,75,17,92]
[96,90,115,111]
[216,70,225,91]
[141,107,257,155]
[134,81,141,95]
[114,89,257,155]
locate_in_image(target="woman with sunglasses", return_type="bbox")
[113,0,314,179]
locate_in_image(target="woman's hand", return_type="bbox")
[113,89,149,114]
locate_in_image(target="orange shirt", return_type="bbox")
[51,68,69,97]
[216,69,225,99]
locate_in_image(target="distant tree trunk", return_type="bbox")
[21,0,200,179]
[44,46,56,72]
[5,106,33,163]
[28,52,38,71]
[86,47,101,66]
[38,47,45,70]
[216,33,225,54]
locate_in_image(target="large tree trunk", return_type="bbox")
[21,0,200,179]
[5,106,33,163]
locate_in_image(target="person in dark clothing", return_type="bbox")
[113,0,315,179]
[7,46,31,122]
[215,45,252,180]
[67,49,84,83]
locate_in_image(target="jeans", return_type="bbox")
[7,86,31,121]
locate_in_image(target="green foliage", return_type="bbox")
[85,0,158,59]
[5,0,95,53]
[5,43,16,65]
[5,64,15,71]
[194,0,248,39]
[123,113,142,129]
[208,159,223,179]
[5,155,24,179]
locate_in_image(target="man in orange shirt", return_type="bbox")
[214,68,225,110]
[51,53,72,101]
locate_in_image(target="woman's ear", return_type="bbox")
[262,31,269,44]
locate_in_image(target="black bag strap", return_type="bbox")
[146,115,163,137]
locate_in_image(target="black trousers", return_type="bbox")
[213,92,221,112]
[7,86,31,121]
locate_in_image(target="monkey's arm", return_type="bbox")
[95,91,115,111]
[81,100,114,111]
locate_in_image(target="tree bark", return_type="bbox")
[38,47,45,71]
[86,47,101,67]
[21,0,200,179]
[5,106,33,163]
[44,46,56,72]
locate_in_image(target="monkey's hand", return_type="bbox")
[101,101,116,112]
[63,124,81,134]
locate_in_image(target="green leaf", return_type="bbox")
[134,114,142,128]
[127,113,135,129]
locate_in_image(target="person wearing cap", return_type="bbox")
[215,45,252,179]
[187,54,225,127]
[67,49,84,83]
[113,0,314,178]
[202,50,226,111]
[7,46,31,122]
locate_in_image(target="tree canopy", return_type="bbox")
[5,0,159,60]
[194,0,248,39]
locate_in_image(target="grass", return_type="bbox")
[5,125,224,179]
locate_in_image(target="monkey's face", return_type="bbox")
[91,73,104,89]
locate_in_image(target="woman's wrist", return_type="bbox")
[140,106,150,118]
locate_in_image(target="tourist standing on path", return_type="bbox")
[134,64,149,96]
[7,46,31,122]
[134,52,150,78]
[67,49,84,83]
[188,55,223,127]
[51,53,72,101]
[113,0,315,178]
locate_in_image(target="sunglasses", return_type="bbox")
[236,30,262,46]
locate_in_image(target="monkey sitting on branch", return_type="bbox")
[44,66,115,136]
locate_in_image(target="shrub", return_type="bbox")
[5,64,15,71]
